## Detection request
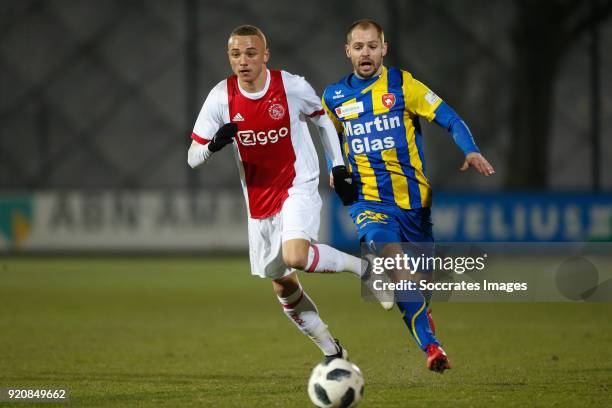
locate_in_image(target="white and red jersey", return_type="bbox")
[191,69,325,219]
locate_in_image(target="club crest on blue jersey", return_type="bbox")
[382,93,396,109]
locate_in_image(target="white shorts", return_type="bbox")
[247,190,322,280]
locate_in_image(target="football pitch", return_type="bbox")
[1,257,610,407]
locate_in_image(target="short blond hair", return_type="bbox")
[346,19,385,44]
[228,24,268,48]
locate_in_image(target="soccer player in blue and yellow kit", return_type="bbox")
[322,19,495,373]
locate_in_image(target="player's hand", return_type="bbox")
[332,165,358,205]
[208,123,238,152]
[460,152,495,176]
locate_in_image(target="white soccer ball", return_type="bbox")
[307,358,364,408]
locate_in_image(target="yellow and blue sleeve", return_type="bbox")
[433,102,480,156]
[402,70,479,156]
[402,71,443,121]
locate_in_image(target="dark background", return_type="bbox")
[1,0,610,193]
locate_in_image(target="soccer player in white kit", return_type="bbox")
[187,25,368,361]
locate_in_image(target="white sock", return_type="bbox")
[305,244,364,277]
[277,285,339,356]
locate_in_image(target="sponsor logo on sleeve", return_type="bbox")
[424,90,440,106]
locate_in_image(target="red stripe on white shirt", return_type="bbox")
[306,109,324,118]
[191,132,210,145]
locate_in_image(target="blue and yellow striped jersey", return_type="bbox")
[322,66,443,209]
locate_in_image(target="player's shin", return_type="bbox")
[396,287,439,351]
[305,244,363,277]
[277,285,338,356]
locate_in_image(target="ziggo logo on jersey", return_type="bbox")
[237,128,289,146]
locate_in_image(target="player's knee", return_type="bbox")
[282,241,310,270]
[283,252,308,270]
[364,228,401,253]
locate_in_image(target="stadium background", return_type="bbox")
[1,0,611,252]
[1,2,611,407]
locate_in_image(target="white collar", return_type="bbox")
[237,69,270,100]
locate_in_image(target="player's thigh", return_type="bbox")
[397,207,434,244]
[349,202,402,250]
[397,207,435,278]
[355,221,407,279]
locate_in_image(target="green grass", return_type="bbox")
[0,257,611,407]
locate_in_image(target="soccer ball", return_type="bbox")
[307,358,364,408]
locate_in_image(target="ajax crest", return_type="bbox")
[382,93,395,109]
[268,103,285,120]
